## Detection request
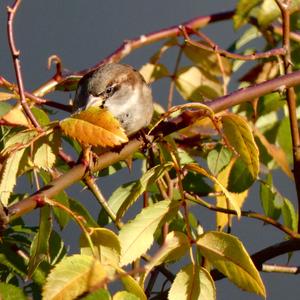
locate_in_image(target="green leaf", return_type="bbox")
[175,66,222,101]
[69,198,98,227]
[259,175,281,220]
[0,102,12,117]
[119,200,180,266]
[28,206,52,277]
[81,289,110,300]
[197,231,266,298]
[233,0,261,29]
[222,113,259,180]
[0,283,27,300]
[80,227,121,266]
[207,145,232,176]
[116,163,173,220]
[227,157,255,193]
[31,107,50,126]
[168,264,216,300]
[42,255,107,300]
[282,198,298,232]
[113,291,140,300]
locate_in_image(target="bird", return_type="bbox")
[73,63,154,136]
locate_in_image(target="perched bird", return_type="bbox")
[73,63,154,136]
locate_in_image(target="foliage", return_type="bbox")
[1,0,300,299]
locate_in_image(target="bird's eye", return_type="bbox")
[105,86,115,96]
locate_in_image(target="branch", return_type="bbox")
[7,0,41,129]
[32,10,235,97]
[181,25,286,61]
[275,0,300,232]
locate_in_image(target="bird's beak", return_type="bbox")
[84,94,104,110]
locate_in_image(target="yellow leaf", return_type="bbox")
[175,66,222,101]
[0,92,15,101]
[1,105,29,127]
[42,255,107,300]
[60,107,128,147]
[139,63,169,84]
[197,231,266,298]
[222,113,259,179]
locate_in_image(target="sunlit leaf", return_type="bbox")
[116,163,173,220]
[113,291,139,300]
[197,231,266,298]
[81,289,110,300]
[222,113,259,180]
[0,92,15,101]
[80,227,121,266]
[139,63,169,84]
[1,105,29,127]
[119,200,180,266]
[0,148,26,205]
[42,255,107,300]
[31,106,50,126]
[175,66,222,101]
[60,107,128,147]
[168,264,216,300]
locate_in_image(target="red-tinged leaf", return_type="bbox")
[60,107,128,147]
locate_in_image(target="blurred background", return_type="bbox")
[0,1,299,299]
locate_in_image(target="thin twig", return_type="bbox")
[185,192,300,239]
[7,0,41,129]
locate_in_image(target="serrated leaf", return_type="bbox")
[175,66,222,101]
[197,231,266,298]
[113,291,140,300]
[185,163,241,218]
[143,231,189,284]
[28,206,52,277]
[216,160,248,230]
[168,264,216,300]
[116,163,173,220]
[0,148,26,205]
[139,63,169,84]
[80,227,121,266]
[207,145,232,176]
[33,132,60,170]
[222,113,259,180]
[60,107,128,147]
[0,283,27,300]
[1,105,29,127]
[42,255,107,300]
[119,200,180,266]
